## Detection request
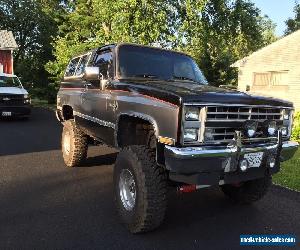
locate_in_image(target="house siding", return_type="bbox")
[0,30,17,74]
[235,30,300,111]
[0,50,13,74]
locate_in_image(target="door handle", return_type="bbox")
[84,82,92,91]
[84,83,92,88]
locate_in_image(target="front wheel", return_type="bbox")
[62,120,88,167]
[221,175,272,204]
[114,146,167,233]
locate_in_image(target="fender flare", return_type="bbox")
[115,112,159,147]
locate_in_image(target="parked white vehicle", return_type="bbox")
[0,73,31,118]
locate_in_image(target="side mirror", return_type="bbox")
[246,85,250,92]
[84,67,100,79]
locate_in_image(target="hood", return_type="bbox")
[113,80,293,107]
[0,87,28,95]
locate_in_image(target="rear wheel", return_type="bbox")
[221,175,272,204]
[62,120,88,167]
[114,145,167,233]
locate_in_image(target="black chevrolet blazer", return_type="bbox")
[56,43,299,233]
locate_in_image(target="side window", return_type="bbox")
[94,51,113,79]
[65,57,80,77]
[75,54,90,76]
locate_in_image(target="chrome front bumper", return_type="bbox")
[165,141,298,162]
[164,130,298,176]
[165,138,298,185]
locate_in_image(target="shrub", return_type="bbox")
[27,83,58,104]
[45,83,58,104]
[28,87,47,100]
[292,112,300,142]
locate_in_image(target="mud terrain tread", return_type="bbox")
[114,145,167,233]
[62,120,88,167]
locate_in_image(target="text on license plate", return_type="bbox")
[244,152,264,168]
[2,112,11,116]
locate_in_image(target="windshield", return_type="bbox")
[118,45,208,84]
[0,76,22,88]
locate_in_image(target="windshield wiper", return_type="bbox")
[132,74,159,79]
[172,75,200,84]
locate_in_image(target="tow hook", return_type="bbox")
[177,184,211,194]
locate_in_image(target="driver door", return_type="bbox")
[81,50,115,145]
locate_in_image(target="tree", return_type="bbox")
[285,2,300,35]
[176,0,277,86]
[0,0,63,87]
[46,0,176,79]
[47,0,277,87]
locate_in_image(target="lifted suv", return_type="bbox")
[56,43,298,233]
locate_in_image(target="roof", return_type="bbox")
[0,30,18,50]
[114,43,191,58]
[231,29,300,68]
[71,43,190,59]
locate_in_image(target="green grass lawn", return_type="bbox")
[273,148,300,192]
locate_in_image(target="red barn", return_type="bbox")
[0,30,18,74]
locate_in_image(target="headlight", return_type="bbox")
[282,109,293,137]
[185,108,200,121]
[283,109,290,120]
[281,127,288,136]
[23,94,31,104]
[184,128,198,142]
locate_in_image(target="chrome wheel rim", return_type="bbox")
[63,131,71,155]
[119,169,136,211]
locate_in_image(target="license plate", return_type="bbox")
[2,111,12,117]
[244,152,264,168]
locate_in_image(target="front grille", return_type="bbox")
[205,106,285,143]
[207,127,236,141]
[0,94,24,106]
[206,106,282,121]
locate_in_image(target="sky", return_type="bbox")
[252,0,296,36]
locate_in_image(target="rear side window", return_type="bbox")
[65,57,80,77]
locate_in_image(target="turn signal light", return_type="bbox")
[158,136,175,146]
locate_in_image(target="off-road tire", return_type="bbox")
[114,145,167,233]
[62,120,88,167]
[221,175,272,204]
[136,124,156,149]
